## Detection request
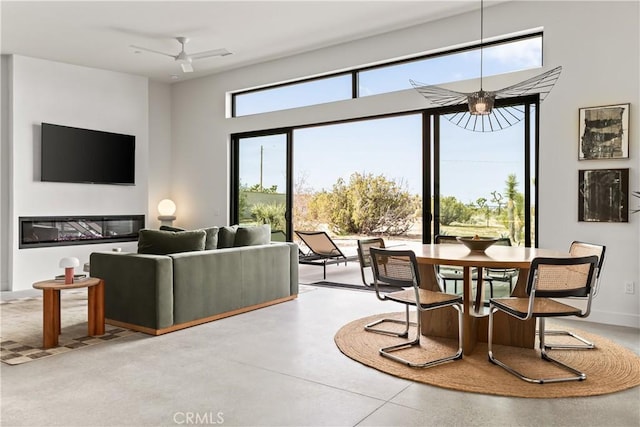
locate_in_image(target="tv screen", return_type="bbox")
[41,123,136,185]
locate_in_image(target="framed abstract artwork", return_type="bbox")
[578,168,629,222]
[578,103,630,160]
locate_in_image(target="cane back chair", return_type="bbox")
[358,238,415,337]
[488,255,599,383]
[357,237,386,287]
[541,241,606,350]
[368,247,463,368]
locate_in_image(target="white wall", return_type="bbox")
[7,55,149,291]
[148,81,173,229]
[1,55,11,291]
[170,1,639,327]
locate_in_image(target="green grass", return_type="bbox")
[439,224,508,238]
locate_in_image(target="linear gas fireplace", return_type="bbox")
[19,215,145,249]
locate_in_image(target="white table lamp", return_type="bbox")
[158,199,177,226]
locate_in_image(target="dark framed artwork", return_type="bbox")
[578,168,629,222]
[578,103,630,160]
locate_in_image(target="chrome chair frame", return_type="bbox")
[434,234,497,297]
[540,241,606,350]
[369,248,463,368]
[358,238,416,338]
[488,255,599,384]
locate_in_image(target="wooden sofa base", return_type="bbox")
[106,294,298,336]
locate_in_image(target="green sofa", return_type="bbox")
[90,242,299,335]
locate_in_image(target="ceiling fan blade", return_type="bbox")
[181,63,194,73]
[130,45,176,59]
[189,48,232,60]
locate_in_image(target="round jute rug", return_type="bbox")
[334,312,640,398]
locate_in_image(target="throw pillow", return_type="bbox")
[158,225,218,250]
[217,225,239,249]
[234,224,271,247]
[202,226,219,250]
[138,229,206,255]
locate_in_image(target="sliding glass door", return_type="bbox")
[432,98,537,247]
[231,131,292,240]
[292,115,424,246]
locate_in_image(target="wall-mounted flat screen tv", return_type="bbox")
[41,123,136,185]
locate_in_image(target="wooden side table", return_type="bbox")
[32,277,105,349]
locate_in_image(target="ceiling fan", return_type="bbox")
[130,37,231,73]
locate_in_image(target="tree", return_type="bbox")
[476,197,490,227]
[502,174,525,244]
[310,172,420,235]
[490,191,504,214]
[293,172,323,231]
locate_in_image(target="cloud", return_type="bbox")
[484,39,542,68]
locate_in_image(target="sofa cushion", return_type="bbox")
[217,225,238,249]
[234,224,271,247]
[138,229,206,255]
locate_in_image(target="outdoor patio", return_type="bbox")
[296,238,515,301]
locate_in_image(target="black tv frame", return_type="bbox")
[40,123,136,185]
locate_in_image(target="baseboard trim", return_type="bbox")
[106,294,298,336]
[586,309,640,329]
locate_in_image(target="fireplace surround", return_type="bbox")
[19,215,145,249]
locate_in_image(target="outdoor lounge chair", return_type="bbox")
[295,231,357,280]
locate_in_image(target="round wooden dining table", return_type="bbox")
[404,243,571,355]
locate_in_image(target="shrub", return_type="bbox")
[251,203,285,231]
[310,172,419,235]
[439,196,472,226]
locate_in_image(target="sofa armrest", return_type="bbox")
[283,242,299,295]
[90,252,174,330]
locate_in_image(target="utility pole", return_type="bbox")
[259,145,263,190]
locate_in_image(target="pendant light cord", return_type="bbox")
[480,0,484,91]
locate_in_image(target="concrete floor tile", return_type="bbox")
[2,279,639,427]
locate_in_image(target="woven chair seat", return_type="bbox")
[386,288,462,309]
[492,297,583,318]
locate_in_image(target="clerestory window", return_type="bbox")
[232,32,542,117]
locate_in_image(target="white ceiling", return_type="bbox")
[1,1,482,83]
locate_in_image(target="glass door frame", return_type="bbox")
[427,94,540,247]
[230,128,294,240]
